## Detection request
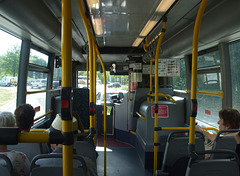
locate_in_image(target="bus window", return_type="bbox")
[198,50,220,68]
[173,58,186,90]
[0,30,21,113]
[26,71,48,119]
[29,49,48,67]
[196,50,222,127]
[53,59,62,89]
[229,39,240,110]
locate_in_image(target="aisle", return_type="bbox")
[96,137,152,176]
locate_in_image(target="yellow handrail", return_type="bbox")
[33,110,53,122]
[30,129,47,132]
[18,132,49,143]
[160,127,219,133]
[189,0,208,152]
[149,93,176,103]
[136,112,146,121]
[95,46,107,176]
[186,89,224,99]
[130,131,136,135]
[153,18,167,176]
[26,89,54,95]
[78,0,95,135]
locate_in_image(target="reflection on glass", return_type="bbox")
[197,72,221,92]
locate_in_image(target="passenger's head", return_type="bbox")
[49,113,79,149]
[0,111,15,127]
[14,104,35,132]
[218,108,240,131]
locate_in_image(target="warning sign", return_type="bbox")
[152,105,168,118]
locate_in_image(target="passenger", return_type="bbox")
[0,111,30,176]
[14,104,35,132]
[37,114,97,176]
[196,108,240,151]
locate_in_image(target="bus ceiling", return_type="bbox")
[0,0,239,62]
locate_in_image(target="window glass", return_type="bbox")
[27,71,48,90]
[196,50,222,128]
[229,40,240,110]
[198,50,220,68]
[173,58,186,90]
[197,72,221,92]
[53,60,62,89]
[26,92,46,119]
[0,30,21,113]
[196,94,222,127]
[26,71,48,119]
[29,49,48,67]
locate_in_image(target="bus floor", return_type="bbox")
[96,136,153,176]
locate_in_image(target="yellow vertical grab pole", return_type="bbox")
[61,0,73,176]
[78,0,94,131]
[189,0,208,152]
[96,46,107,176]
[87,55,89,89]
[153,17,167,176]
[92,36,97,144]
[150,59,153,103]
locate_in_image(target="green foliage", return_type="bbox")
[0,44,20,78]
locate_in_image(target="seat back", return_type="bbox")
[30,153,87,176]
[211,129,240,159]
[161,131,205,172]
[73,88,89,129]
[0,154,12,176]
[75,141,96,163]
[8,143,50,161]
[186,150,239,176]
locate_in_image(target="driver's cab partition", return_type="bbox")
[115,88,149,132]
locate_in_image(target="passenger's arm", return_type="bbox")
[195,125,217,141]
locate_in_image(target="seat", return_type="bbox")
[0,154,13,176]
[157,131,205,176]
[8,143,50,161]
[211,129,240,159]
[75,141,96,163]
[185,149,239,176]
[30,153,87,176]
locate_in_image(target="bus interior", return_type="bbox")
[0,0,240,175]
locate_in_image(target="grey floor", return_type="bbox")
[97,147,153,176]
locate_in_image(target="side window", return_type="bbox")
[53,59,62,89]
[173,58,186,90]
[26,49,49,119]
[0,30,21,113]
[229,40,240,110]
[196,50,222,127]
